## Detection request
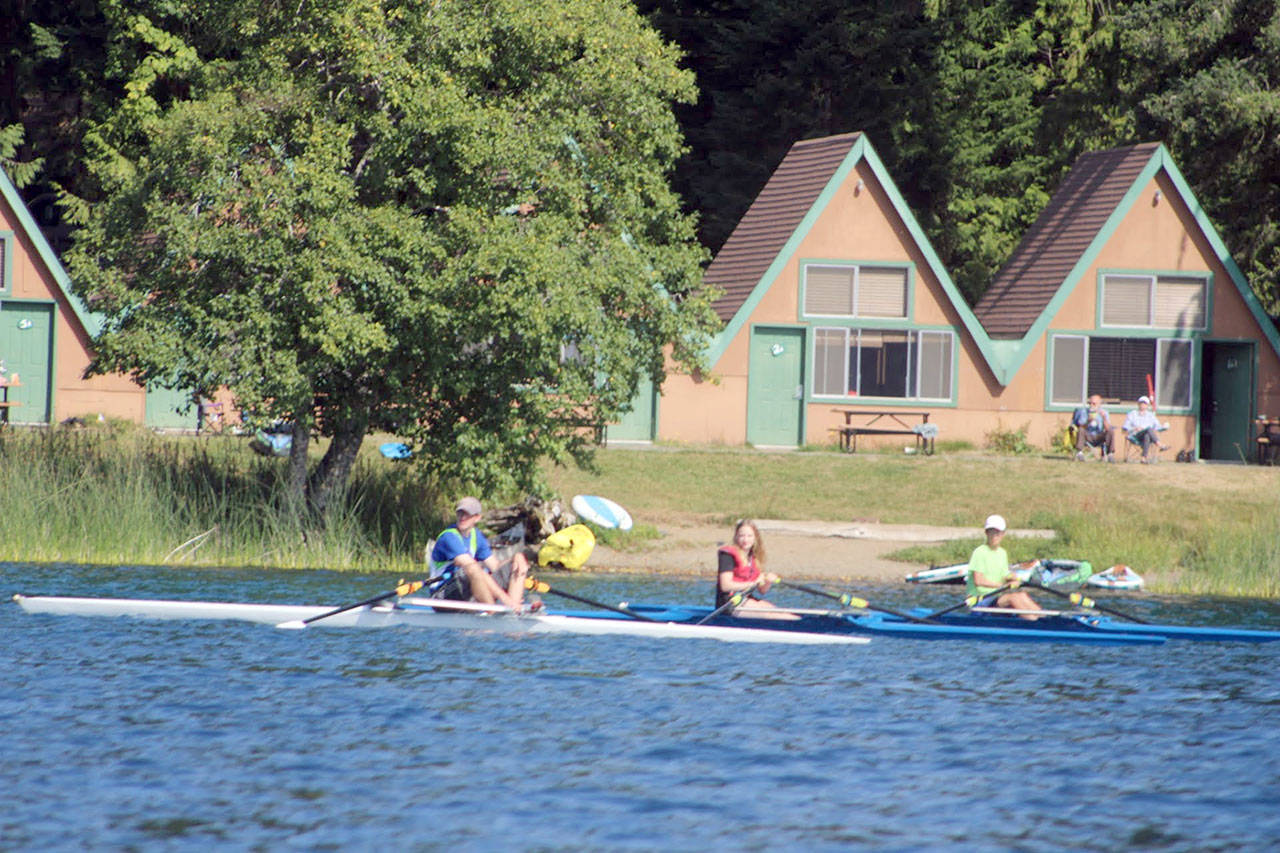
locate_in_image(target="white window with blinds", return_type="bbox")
[1101,273,1207,329]
[812,327,848,396]
[858,267,909,317]
[811,327,953,400]
[1048,334,1194,409]
[803,264,908,319]
[1156,338,1193,408]
[1050,335,1088,404]
[805,267,855,316]
[1154,276,1207,328]
[916,330,953,399]
[0,232,9,294]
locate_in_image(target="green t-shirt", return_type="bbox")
[966,543,1010,597]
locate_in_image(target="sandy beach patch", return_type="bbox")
[586,519,1055,583]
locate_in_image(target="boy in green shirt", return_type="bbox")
[966,514,1041,619]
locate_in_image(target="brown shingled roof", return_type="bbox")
[706,132,862,322]
[974,143,1161,339]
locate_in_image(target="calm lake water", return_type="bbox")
[4,562,1279,851]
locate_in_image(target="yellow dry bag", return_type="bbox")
[537,523,596,570]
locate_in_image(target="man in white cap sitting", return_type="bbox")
[428,497,530,610]
[1122,396,1167,463]
[966,514,1041,619]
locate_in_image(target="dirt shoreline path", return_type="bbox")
[586,519,1056,583]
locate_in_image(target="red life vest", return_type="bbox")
[718,545,760,583]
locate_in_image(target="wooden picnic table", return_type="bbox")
[830,409,934,454]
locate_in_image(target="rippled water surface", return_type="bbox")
[4,562,1279,851]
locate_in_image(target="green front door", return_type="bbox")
[1200,341,1255,461]
[0,301,53,423]
[746,326,805,447]
[607,377,657,441]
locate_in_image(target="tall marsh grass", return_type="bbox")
[3,431,1279,597]
[0,427,445,572]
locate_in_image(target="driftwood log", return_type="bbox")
[483,495,577,546]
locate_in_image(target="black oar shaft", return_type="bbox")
[1025,581,1149,624]
[527,579,657,622]
[923,583,1014,620]
[695,582,760,625]
[294,579,424,627]
[776,580,936,625]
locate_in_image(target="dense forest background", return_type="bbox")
[4,0,1280,310]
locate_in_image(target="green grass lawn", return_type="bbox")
[544,445,1280,597]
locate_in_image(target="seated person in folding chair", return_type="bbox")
[1123,396,1168,463]
[1073,394,1115,461]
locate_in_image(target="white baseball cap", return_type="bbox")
[1138,395,1151,404]
[983,514,1007,532]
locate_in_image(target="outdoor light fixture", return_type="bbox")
[854,179,865,195]
[1153,189,1163,205]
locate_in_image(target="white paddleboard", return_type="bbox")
[571,494,633,531]
[904,562,967,584]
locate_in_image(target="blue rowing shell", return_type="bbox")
[904,608,1280,643]
[605,604,1165,645]
[618,603,1280,643]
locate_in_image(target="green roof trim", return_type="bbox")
[0,167,102,337]
[704,136,1006,382]
[986,144,1280,380]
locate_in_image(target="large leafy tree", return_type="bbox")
[66,0,717,514]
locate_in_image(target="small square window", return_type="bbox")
[803,264,907,319]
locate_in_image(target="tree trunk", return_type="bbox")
[285,406,312,516]
[307,418,368,516]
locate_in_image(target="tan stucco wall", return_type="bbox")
[2,196,145,424]
[659,371,747,444]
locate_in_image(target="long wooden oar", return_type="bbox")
[525,577,657,622]
[776,580,936,624]
[695,582,761,625]
[276,579,424,629]
[1024,581,1150,624]
[922,582,1015,620]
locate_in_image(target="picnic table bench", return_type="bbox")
[0,377,21,425]
[830,409,935,455]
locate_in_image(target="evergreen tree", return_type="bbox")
[1116,0,1280,311]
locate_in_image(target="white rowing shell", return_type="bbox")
[12,595,867,645]
[571,494,633,531]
